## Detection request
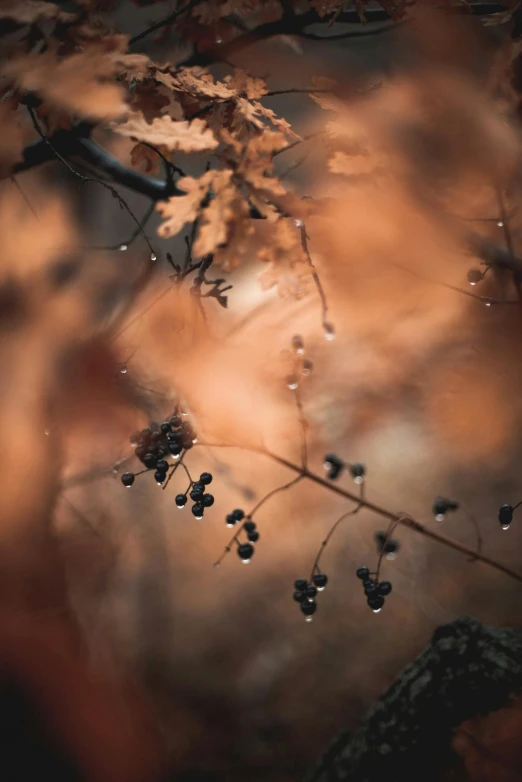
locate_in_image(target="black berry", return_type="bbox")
[232,509,244,522]
[237,543,254,562]
[293,590,306,603]
[305,585,317,599]
[226,513,236,527]
[121,472,134,487]
[168,442,182,456]
[300,601,316,617]
[190,489,203,502]
[349,462,365,481]
[368,595,384,611]
[378,581,392,595]
[202,493,214,507]
[156,459,169,473]
[244,520,256,533]
[154,470,166,484]
[200,472,212,485]
[313,573,328,589]
[192,503,204,518]
[294,579,308,591]
[160,422,171,434]
[499,504,513,529]
[170,415,182,429]
[356,567,370,580]
[247,530,259,542]
[175,494,187,508]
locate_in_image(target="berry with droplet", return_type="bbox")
[175,494,187,508]
[192,503,204,518]
[238,543,254,562]
[300,601,316,616]
[121,472,134,487]
[247,530,259,542]
[313,573,328,590]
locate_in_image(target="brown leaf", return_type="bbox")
[0,0,75,24]
[194,170,238,257]
[156,171,216,240]
[3,49,127,120]
[111,111,217,152]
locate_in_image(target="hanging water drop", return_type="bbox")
[120,365,127,374]
[497,221,504,227]
[119,244,128,251]
[150,252,157,262]
[305,616,313,623]
[324,322,335,341]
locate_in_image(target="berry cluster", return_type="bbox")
[323,453,366,484]
[356,567,392,612]
[176,472,214,518]
[225,509,260,563]
[293,572,328,622]
[122,413,197,488]
[375,531,400,559]
[432,496,459,522]
[285,335,313,390]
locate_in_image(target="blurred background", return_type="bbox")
[4,2,522,781]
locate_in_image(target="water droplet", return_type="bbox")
[150,252,157,262]
[44,428,50,436]
[216,37,223,43]
[241,558,251,564]
[192,437,198,444]
[120,365,127,374]
[119,244,128,251]
[305,616,313,623]
[317,586,325,592]
[171,453,180,461]
[113,467,119,474]
[195,515,203,520]
[484,299,492,307]
[497,221,504,227]
[372,608,382,613]
[501,523,511,531]
[354,476,364,485]
[324,323,336,341]
[295,219,303,228]
[386,551,397,561]
[469,281,476,286]
[435,513,445,522]
[213,561,220,568]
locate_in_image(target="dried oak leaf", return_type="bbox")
[0,0,76,24]
[156,170,217,240]
[3,47,127,120]
[156,67,235,101]
[224,69,267,100]
[257,217,312,299]
[130,143,162,175]
[193,169,237,257]
[111,111,217,152]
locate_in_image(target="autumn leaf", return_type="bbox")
[3,49,127,120]
[0,100,29,178]
[130,143,162,175]
[156,170,217,240]
[111,111,218,152]
[194,170,238,257]
[0,0,75,24]
[224,69,267,100]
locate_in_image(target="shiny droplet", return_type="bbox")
[195,514,203,520]
[386,551,397,561]
[241,559,251,564]
[484,299,492,307]
[213,561,221,568]
[295,219,303,228]
[501,523,511,531]
[435,513,445,522]
[150,252,157,262]
[372,608,382,613]
[324,323,336,341]
[305,616,313,623]
[497,221,504,227]
[469,281,476,286]
[119,244,128,251]
[120,365,127,374]
[354,476,364,485]
[44,428,50,436]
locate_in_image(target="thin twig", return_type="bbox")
[26,105,157,258]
